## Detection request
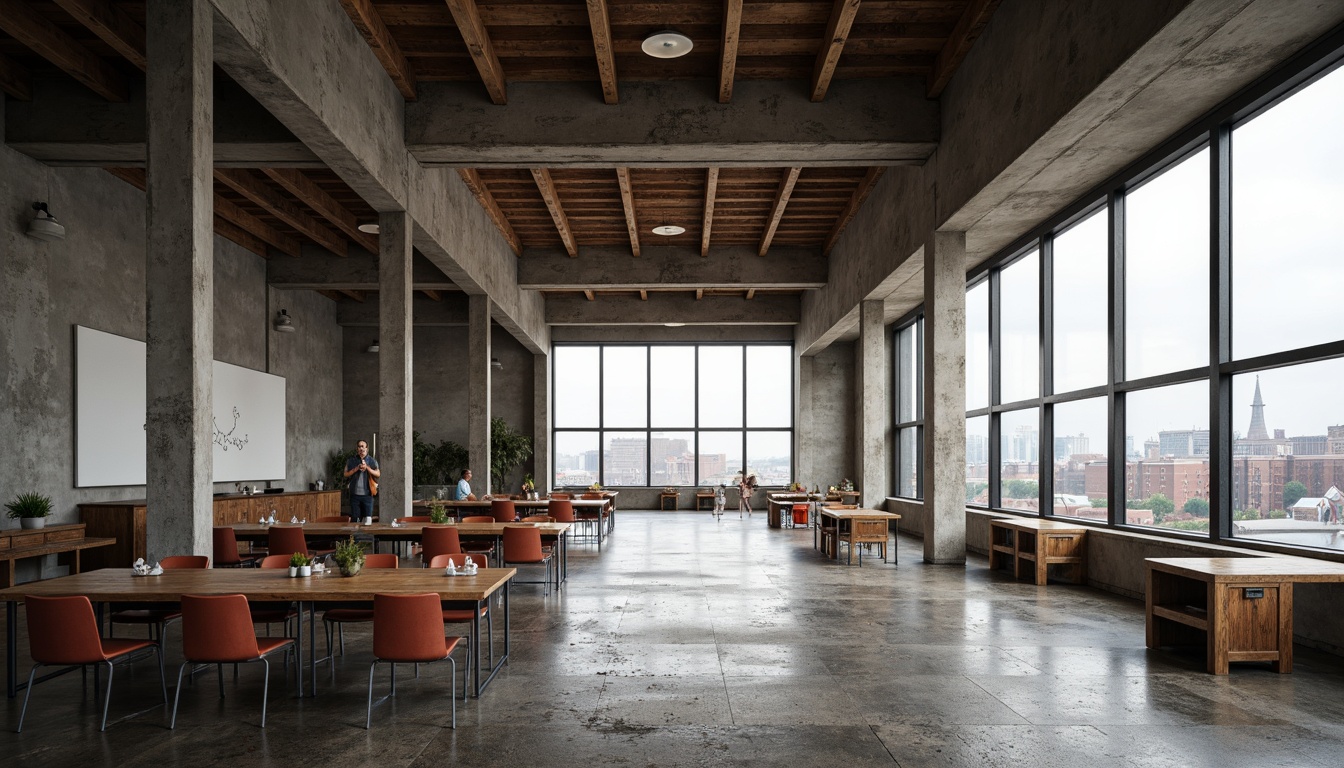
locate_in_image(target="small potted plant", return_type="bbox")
[288,551,312,577]
[333,536,365,577]
[429,502,450,525]
[521,474,536,499]
[6,492,53,530]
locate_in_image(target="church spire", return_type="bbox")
[1247,375,1269,441]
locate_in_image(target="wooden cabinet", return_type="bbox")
[79,491,342,566]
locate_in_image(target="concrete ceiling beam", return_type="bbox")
[405,78,938,168]
[517,245,827,290]
[546,293,799,326]
[267,246,459,291]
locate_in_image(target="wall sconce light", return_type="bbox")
[27,202,67,241]
[273,309,296,333]
[491,357,503,369]
[367,340,380,353]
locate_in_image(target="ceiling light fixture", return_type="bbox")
[273,309,297,333]
[641,30,693,59]
[26,202,66,241]
[651,225,686,236]
[357,222,380,234]
[367,340,380,353]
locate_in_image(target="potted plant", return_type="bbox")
[521,474,536,499]
[288,551,312,577]
[333,536,365,577]
[490,417,534,495]
[6,492,53,530]
[429,502,450,525]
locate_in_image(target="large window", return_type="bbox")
[966,44,1344,556]
[553,344,793,488]
[893,316,922,499]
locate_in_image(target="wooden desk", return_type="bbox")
[1,567,515,699]
[659,491,679,511]
[0,524,115,588]
[816,508,901,565]
[1146,556,1344,675]
[988,518,1088,586]
[766,494,819,529]
[695,491,715,511]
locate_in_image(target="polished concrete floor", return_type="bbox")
[4,510,1344,766]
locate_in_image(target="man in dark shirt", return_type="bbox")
[343,439,381,523]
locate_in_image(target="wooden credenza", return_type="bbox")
[79,490,341,568]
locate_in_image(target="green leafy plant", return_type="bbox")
[413,431,469,487]
[5,492,53,520]
[521,473,535,493]
[429,503,450,525]
[328,448,358,492]
[288,552,311,568]
[490,417,533,494]
[333,536,366,575]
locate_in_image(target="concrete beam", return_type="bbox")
[518,245,826,291]
[546,293,798,326]
[267,246,458,291]
[4,74,317,166]
[405,78,938,168]
[337,294,468,326]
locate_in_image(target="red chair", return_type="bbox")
[18,595,166,732]
[502,526,554,595]
[171,594,295,729]
[419,525,461,567]
[490,499,517,523]
[266,526,311,558]
[428,553,493,676]
[323,554,399,664]
[214,527,262,568]
[549,499,575,523]
[459,516,497,563]
[108,555,210,641]
[789,504,810,528]
[367,593,463,729]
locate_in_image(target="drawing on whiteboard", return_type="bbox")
[213,407,250,452]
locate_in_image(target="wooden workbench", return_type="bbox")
[988,517,1088,586]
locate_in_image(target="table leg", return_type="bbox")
[7,600,15,699]
[296,601,305,696]
[471,607,481,698]
[1035,536,1049,586]
[1208,582,1228,675]
[560,531,568,585]
[308,602,317,696]
[1274,582,1294,674]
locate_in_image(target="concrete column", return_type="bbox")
[857,299,887,508]
[378,211,413,520]
[468,295,491,494]
[533,352,551,492]
[145,0,213,559]
[795,351,814,488]
[923,232,968,564]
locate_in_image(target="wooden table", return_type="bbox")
[766,494,821,529]
[988,517,1088,586]
[413,497,613,549]
[1,567,515,700]
[816,508,901,565]
[659,491,679,510]
[1146,556,1344,674]
[233,521,572,587]
[0,524,115,588]
[695,491,715,511]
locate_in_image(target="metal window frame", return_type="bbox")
[892,307,924,500]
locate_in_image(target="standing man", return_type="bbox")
[344,439,381,523]
[455,469,476,501]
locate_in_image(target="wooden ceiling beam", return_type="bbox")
[824,166,885,255]
[457,169,523,255]
[49,0,147,71]
[261,168,379,253]
[695,288,704,300]
[0,0,127,101]
[213,216,270,259]
[928,0,1001,98]
[583,289,595,301]
[701,167,719,257]
[421,289,443,301]
[443,0,508,105]
[810,0,862,102]
[746,288,755,300]
[758,167,802,256]
[584,0,618,104]
[317,290,343,302]
[0,52,32,100]
[340,289,366,303]
[340,0,418,100]
[214,169,348,257]
[616,167,640,257]
[639,289,647,301]
[530,168,578,257]
[718,0,742,103]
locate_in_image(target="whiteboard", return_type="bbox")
[75,326,286,487]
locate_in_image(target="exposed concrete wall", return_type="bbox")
[342,323,534,489]
[0,146,342,577]
[803,342,855,489]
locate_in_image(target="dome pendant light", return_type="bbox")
[641,30,694,59]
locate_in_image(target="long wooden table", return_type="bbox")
[988,517,1088,586]
[1146,556,1344,674]
[233,521,571,587]
[816,508,902,565]
[1,567,515,699]
[413,497,614,549]
[765,494,823,529]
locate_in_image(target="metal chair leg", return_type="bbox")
[259,658,270,729]
[449,657,456,729]
[156,645,168,704]
[99,661,115,732]
[16,663,41,733]
[170,662,188,729]
[366,661,377,729]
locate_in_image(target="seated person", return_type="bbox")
[455,468,477,501]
